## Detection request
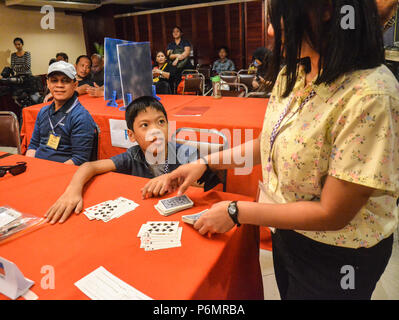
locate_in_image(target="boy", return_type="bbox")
[26,61,96,165]
[45,96,220,224]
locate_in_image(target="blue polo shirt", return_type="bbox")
[28,93,96,165]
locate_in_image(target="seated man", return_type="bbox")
[212,47,235,75]
[26,61,96,166]
[90,53,104,87]
[44,55,94,102]
[45,96,220,224]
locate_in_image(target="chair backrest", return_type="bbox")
[183,74,205,96]
[220,83,248,97]
[171,127,229,191]
[220,71,238,84]
[0,111,21,154]
[238,74,255,91]
[181,69,199,76]
[89,124,100,161]
[197,65,211,79]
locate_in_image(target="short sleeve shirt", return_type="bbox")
[259,64,399,248]
[167,39,191,53]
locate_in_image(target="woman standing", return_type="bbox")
[142,0,399,300]
[152,51,176,94]
[11,37,32,75]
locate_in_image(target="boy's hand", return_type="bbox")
[45,189,83,224]
[141,173,178,199]
[141,161,207,199]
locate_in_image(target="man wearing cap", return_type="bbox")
[26,61,96,165]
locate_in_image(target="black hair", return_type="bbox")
[218,46,229,56]
[172,26,183,33]
[56,52,69,62]
[49,58,57,66]
[13,37,23,45]
[75,55,92,67]
[268,0,384,97]
[125,96,168,131]
[252,47,269,62]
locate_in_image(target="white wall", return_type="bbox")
[0,3,86,75]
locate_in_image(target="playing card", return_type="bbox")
[154,195,194,217]
[83,198,139,222]
[159,195,193,210]
[138,222,182,251]
[182,209,208,225]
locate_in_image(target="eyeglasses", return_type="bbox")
[0,162,27,177]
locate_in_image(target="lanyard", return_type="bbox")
[266,90,316,173]
[48,98,79,135]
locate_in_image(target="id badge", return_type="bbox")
[47,133,61,150]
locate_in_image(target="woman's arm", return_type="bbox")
[141,137,261,197]
[194,175,375,235]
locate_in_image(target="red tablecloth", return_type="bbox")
[0,155,264,300]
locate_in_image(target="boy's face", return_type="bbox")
[47,73,78,102]
[128,107,168,158]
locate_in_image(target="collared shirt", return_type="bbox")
[212,59,235,74]
[259,64,399,249]
[28,92,96,165]
[111,142,220,191]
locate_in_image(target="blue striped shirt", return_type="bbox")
[28,93,96,165]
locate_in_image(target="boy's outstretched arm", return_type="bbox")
[45,159,116,224]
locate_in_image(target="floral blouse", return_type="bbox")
[259,64,399,248]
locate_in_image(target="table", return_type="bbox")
[20,94,268,198]
[0,155,264,300]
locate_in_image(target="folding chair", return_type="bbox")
[171,127,229,192]
[182,73,205,96]
[238,70,255,91]
[0,111,21,154]
[220,71,238,84]
[220,83,248,97]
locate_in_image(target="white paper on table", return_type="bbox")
[74,266,152,300]
[109,119,138,149]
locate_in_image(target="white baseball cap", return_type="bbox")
[47,61,77,79]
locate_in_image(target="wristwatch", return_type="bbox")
[227,201,241,227]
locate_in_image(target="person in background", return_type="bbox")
[85,53,105,98]
[26,61,96,167]
[251,47,273,91]
[212,47,235,75]
[44,55,94,102]
[49,58,57,66]
[90,53,104,87]
[56,52,69,63]
[167,26,193,91]
[152,50,176,94]
[11,37,32,76]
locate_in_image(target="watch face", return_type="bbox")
[228,203,236,215]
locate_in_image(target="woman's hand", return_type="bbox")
[45,188,83,224]
[152,68,161,76]
[141,161,207,199]
[194,201,235,235]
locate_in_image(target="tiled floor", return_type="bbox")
[259,230,399,300]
